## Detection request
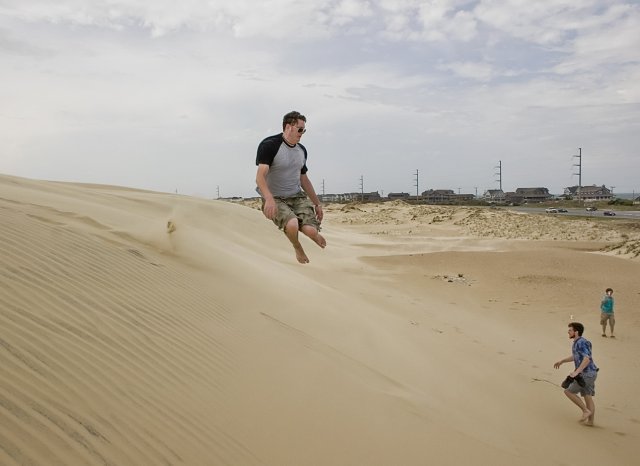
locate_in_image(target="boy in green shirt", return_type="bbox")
[600,288,615,338]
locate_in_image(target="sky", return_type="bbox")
[1,0,639,198]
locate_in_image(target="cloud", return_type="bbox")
[0,1,638,196]
[555,7,640,74]
[437,61,494,81]
[416,1,478,42]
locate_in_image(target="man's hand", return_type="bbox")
[553,361,563,369]
[263,198,277,220]
[315,204,323,222]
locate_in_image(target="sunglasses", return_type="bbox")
[296,126,306,134]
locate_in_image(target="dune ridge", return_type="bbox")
[1,185,263,465]
[1,174,639,465]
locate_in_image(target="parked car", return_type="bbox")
[586,206,597,211]
[557,208,568,213]
[545,208,558,213]
[603,210,616,216]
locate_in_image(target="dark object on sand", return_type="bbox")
[561,374,586,389]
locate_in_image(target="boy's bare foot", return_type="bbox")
[313,233,326,248]
[294,244,310,264]
[579,409,592,423]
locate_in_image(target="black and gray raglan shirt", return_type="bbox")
[256,133,308,197]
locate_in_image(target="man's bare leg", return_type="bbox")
[564,390,592,422]
[301,224,326,248]
[284,218,309,264]
[584,396,595,426]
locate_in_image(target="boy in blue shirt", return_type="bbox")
[554,322,598,426]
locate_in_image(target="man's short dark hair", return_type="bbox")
[283,111,306,130]
[606,288,613,293]
[569,322,584,336]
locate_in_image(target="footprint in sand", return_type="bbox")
[167,221,176,234]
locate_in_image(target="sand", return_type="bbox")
[1,173,639,466]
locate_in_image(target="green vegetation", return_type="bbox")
[608,198,634,206]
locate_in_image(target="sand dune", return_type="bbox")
[1,174,639,465]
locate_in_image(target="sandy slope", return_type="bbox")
[1,174,639,466]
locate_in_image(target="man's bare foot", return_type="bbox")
[583,420,594,427]
[294,244,309,264]
[579,409,592,423]
[313,233,326,248]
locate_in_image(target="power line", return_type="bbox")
[573,147,582,200]
[494,160,502,191]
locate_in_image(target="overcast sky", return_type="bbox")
[1,1,638,198]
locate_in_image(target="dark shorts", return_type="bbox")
[567,371,597,397]
[264,192,321,232]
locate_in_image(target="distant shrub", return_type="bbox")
[608,198,633,206]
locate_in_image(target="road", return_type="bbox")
[510,207,640,219]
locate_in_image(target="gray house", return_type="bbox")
[515,187,551,203]
[387,192,411,200]
[564,185,613,201]
[483,189,506,202]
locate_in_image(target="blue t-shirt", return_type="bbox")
[572,337,598,375]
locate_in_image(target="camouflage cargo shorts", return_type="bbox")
[600,312,615,326]
[264,192,321,232]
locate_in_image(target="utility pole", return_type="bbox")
[322,179,326,197]
[414,169,419,201]
[359,175,364,202]
[573,148,582,202]
[216,185,220,199]
[494,160,503,192]
[474,187,478,198]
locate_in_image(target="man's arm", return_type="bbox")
[256,164,276,220]
[570,356,590,377]
[554,356,573,369]
[300,173,323,222]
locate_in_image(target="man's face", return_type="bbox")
[567,327,577,339]
[285,119,306,144]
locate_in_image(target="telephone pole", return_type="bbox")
[216,185,220,199]
[414,169,419,201]
[573,148,582,201]
[359,175,364,202]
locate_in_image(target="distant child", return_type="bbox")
[600,288,615,338]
